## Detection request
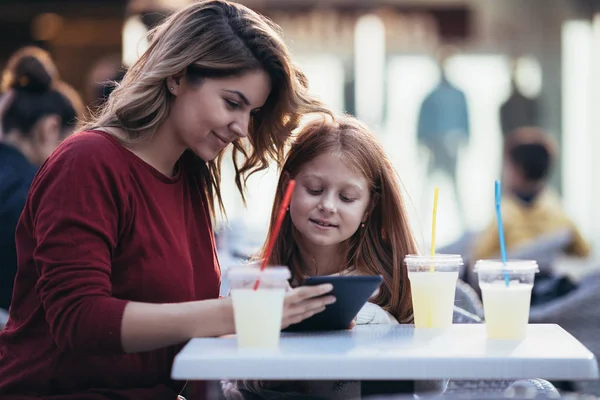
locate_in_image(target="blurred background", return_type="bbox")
[2,0,600,261]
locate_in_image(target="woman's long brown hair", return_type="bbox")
[81,0,329,219]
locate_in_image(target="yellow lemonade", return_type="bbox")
[480,281,533,340]
[408,271,458,329]
[231,288,286,349]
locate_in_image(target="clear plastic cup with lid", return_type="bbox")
[227,266,290,349]
[475,260,539,340]
[404,254,463,329]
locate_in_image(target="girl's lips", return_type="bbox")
[309,219,338,229]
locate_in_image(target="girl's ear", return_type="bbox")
[362,192,378,223]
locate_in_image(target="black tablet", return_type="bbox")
[283,275,384,332]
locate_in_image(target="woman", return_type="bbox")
[0,1,333,399]
[0,47,81,312]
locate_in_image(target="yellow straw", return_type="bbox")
[430,187,439,272]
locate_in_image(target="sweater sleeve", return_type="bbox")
[355,302,399,325]
[29,136,129,354]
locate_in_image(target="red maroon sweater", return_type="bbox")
[0,130,220,399]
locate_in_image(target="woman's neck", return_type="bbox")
[296,238,346,276]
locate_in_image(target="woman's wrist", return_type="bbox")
[183,296,235,339]
[215,296,235,336]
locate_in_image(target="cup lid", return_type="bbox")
[474,259,539,273]
[226,265,291,280]
[404,254,464,267]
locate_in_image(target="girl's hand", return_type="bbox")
[281,284,335,328]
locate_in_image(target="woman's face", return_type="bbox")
[168,69,272,162]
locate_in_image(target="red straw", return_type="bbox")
[253,179,296,290]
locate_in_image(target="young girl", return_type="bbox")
[267,114,416,323]
[223,115,445,399]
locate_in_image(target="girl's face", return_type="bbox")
[290,153,371,249]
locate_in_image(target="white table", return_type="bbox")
[172,324,599,381]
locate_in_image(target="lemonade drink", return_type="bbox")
[409,271,458,328]
[227,266,290,349]
[405,254,463,329]
[480,281,533,340]
[475,260,539,340]
[231,288,286,349]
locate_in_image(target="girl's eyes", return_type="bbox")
[306,187,356,203]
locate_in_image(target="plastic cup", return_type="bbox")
[405,254,463,329]
[227,266,290,349]
[475,260,539,340]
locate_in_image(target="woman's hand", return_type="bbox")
[281,284,335,329]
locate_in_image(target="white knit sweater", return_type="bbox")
[329,269,399,325]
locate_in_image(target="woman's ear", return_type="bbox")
[166,73,184,95]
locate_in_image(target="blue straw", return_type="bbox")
[495,180,510,287]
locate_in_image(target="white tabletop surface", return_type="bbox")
[172,324,599,381]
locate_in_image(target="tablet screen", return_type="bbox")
[283,275,383,332]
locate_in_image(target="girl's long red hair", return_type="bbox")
[261,115,417,322]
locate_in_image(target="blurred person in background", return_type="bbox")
[0,46,81,313]
[499,58,541,137]
[0,46,60,91]
[417,45,470,228]
[0,1,334,399]
[471,127,590,261]
[0,91,13,140]
[0,46,60,139]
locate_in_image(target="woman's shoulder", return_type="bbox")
[42,129,135,176]
[55,130,125,160]
[34,130,132,189]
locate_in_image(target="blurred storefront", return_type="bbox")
[0,0,125,104]
[1,0,600,252]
